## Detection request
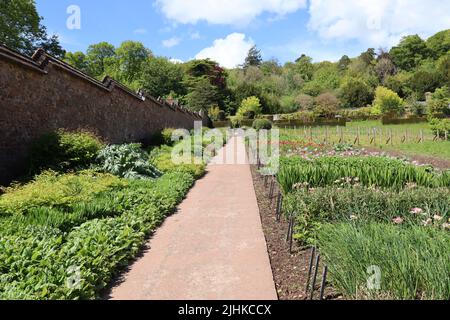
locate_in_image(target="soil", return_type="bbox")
[250,166,341,300]
[364,147,450,170]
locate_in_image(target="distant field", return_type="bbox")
[278,120,450,161]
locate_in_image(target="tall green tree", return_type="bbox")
[243,45,262,69]
[0,0,65,57]
[106,41,152,87]
[390,35,430,71]
[64,51,88,73]
[139,56,185,98]
[86,42,116,78]
[427,29,450,58]
[186,77,219,112]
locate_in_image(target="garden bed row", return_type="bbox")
[0,129,216,299]
[257,150,450,300]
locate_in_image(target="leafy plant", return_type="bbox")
[97,144,161,179]
[29,130,105,174]
[252,119,272,131]
[317,223,450,300]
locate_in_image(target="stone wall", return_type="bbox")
[0,45,205,185]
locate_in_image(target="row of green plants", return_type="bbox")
[277,155,450,300]
[0,129,209,299]
[278,156,450,193]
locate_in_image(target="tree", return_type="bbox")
[409,69,441,100]
[359,48,376,66]
[373,86,404,116]
[339,77,374,108]
[390,35,430,71]
[314,92,339,118]
[64,51,88,73]
[86,42,116,78]
[236,96,262,119]
[139,56,185,98]
[437,53,450,87]
[427,29,450,58]
[186,77,219,112]
[338,55,351,71]
[0,0,65,57]
[107,41,152,86]
[243,45,262,69]
[295,94,314,111]
[375,57,396,84]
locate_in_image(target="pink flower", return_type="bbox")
[442,223,450,230]
[393,217,404,225]
[422,218,432,226]
[410,208,424,215]
[433,215,443,221]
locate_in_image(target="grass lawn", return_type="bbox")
[278,120,450,161]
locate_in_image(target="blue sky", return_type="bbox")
[36,0,450,68]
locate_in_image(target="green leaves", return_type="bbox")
[97,144,161,179]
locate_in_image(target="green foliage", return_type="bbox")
[430,118,450,139]
[186,77,219,111]
[252,119,273,131]
[428,86,450,117]
[0,170,195,299]
[97,144,161,179]
[318,223,450,300]
[339,77,374,108]
[278,156,449,193]
[409,69,441,99]
[0,171,124,216]
[284,185,449,244]
[313,92,339,118]
[427,29,450,58]
[161,128,176,146]
[64,52,89,74]
[85,42,116,78]
[149,145,206,179]
[29,130,105,174]
[237,96,262,120]
[243,45,262,69]
[301,63,340,96]
[0,0,65,57]
[390,35,431,71]
[373,86,404,116]
[139,56,185,98]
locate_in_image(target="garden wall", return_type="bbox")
[0,45,205,185]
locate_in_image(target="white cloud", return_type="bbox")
[133,28,147,34]
[307,0,450,48]
[169,58,184,64]
[162,37,182,48]
[195,33,254,68]
[155,0,307,25]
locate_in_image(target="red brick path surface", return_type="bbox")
[109,137,277,300]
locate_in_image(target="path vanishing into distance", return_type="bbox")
[109,136,277,300]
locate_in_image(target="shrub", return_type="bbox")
[161,128,176,146]
[295,94,314,111]
[430,118,450,139]
[373,86,404,116]
[149,145,206,179]
[29,130,105,174]
[317,223,450,300]
[0,171,124,216]
[252,119,273,130]
[428,86,450,117]
[313,92,339,118]
[237,96,262,120]
[339,77,374,109]
[97,144,161,179]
